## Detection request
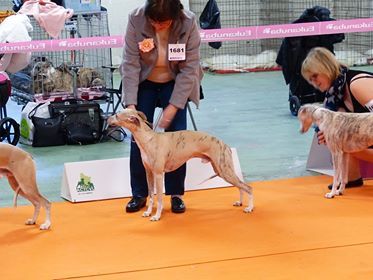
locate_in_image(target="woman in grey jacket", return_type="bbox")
[120,0,203,214]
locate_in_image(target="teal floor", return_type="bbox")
[0,69,339,207]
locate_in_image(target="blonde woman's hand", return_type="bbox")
[317,130,326,145]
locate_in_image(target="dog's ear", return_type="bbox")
[298,106,305,116]
[298,104,316,117]
[128,115,141,127]
[135,111,153,128]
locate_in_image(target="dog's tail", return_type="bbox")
[13,187,21,208]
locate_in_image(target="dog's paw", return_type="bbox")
[25,219,36,225]
[325,192,335,199]
[142,211,151,217]
[40,222,51,230]
[233,201,242,207]
[336,190,344,196]
[244,206,254,213]
[150,215,160,221]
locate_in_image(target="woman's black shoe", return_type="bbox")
[171,197,186,213]
[327,177,363,190]
[126,197,147,213]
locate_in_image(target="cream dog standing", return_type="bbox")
[108,109,254,221]
[298,104,373,198]
[0,143,51,229]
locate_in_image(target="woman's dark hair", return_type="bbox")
[145,0,184,22]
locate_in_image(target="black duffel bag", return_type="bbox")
[31,114,66,147]
[49,100,103,145]
[27,102,66,147]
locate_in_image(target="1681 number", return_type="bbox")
[169,48,184,53]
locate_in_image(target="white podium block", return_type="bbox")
[61,148,243,202]
[306,134,334,176]
[61,158,131,202]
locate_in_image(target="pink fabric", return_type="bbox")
[8,53,32,73]
[0,71,10,82]
[19,0,74,38]
[0,53,32,73]
[359,160,373,179]
[0,54,12,72]
[34,89,106,103]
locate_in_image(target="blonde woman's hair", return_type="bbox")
[301,47,346,82]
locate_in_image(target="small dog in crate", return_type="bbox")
[31,60,56,94]
[77,67,105,88]
[0,143,51,230]
[53,62,74,92]
[31,61,105,93]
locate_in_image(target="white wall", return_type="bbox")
[101,0,190,64]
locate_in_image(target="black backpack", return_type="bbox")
[199,0,222,49]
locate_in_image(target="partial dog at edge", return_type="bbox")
[108,109,254,221]
[298,103,373,198]
[0,143,51,230]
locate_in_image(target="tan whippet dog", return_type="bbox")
[108,108,254,221]
[0,143,51,230]
[298,104,373,198]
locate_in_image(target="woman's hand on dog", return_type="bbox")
[159,104,178,129]
[317,130,326,145]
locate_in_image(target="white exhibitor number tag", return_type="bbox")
[168,44,186,61]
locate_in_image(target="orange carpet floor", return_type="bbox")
[1,175,373,280]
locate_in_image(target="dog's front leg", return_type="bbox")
[40,198,51,230]
[143,170,154,218]
[14,182,40,225]
[337,153,349,196]
[150,173,164,221]
[326,152,342,198]
[26,192,51,230]
[22,192,41,226]
[27,201,40,226]
[233,189,243,207]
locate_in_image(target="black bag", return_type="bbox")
[52,0,63,5]
[32,115,66,147]
[12,0,23,12]
[49,100,103,145]
[199,0,222,49]
[0,72,11,107]
[66,122,99,145]
[102,125,127,142]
